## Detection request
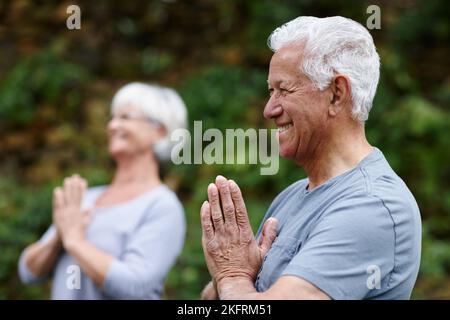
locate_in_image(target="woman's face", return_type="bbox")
[107,105,166,159]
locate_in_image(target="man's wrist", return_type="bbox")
[217,276,257,300]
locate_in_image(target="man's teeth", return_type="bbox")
[278,124,293,133]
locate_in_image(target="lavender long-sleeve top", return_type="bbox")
[18,184,186,300]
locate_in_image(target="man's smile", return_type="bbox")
[277,123,293,133]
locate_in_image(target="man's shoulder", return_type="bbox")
[358,149,420,217]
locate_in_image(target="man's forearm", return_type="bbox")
[217,277,265,300]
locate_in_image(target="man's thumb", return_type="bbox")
[259,217,278,256]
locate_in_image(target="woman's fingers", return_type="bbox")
[61,174,87,207]
[53,187,64,213]
[82,208,93,228]
[73,174,87,205]
[63,177,74,205]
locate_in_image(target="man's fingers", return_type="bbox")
[207,183,224,232]
[259,217,279,256]
[200,201,214,240]
[228,179,250,230]
[215,175,236,226]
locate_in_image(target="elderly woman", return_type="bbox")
[18,83,187,299]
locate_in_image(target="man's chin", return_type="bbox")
[279,146,295,160]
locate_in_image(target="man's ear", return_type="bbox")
[328,75,351,117]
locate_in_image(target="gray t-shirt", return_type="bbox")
[255,148,421,299]
[18,184,186,300]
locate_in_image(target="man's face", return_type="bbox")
[264,43,331,164]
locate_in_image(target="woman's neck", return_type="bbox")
[111,151,162,189]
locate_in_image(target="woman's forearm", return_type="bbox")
[64,238,114,287]
[24,232,62,278]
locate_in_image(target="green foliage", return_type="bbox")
[0,49,88,126]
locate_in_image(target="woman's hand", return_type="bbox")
[53,174,91,249]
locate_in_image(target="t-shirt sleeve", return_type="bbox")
[281,194,395,299]
[102,196,186,299]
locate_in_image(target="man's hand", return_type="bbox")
[200,175,278,286]
[53,174,91,248]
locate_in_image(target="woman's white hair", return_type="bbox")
[111,82,188,162]
[268,16,380,122]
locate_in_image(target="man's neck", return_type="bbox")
[303,128,373,191]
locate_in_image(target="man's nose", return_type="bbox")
[263,96,283,119]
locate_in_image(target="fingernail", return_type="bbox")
[208,183,216,193]
[216,175,227,186]
[228,180,237,190]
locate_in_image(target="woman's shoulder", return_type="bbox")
[143,184,185,217]
[151,184,183,207]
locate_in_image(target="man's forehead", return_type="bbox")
[275,43,304,60]
[267,43,305,82]
[274,41,305,62]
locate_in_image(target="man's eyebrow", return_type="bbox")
[267,79,294,87]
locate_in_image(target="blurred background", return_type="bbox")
[0,0,449,299]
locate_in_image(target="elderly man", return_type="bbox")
[200,16,421,300]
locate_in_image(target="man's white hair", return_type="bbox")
[111,82,188,162]
[268,16,380,122]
